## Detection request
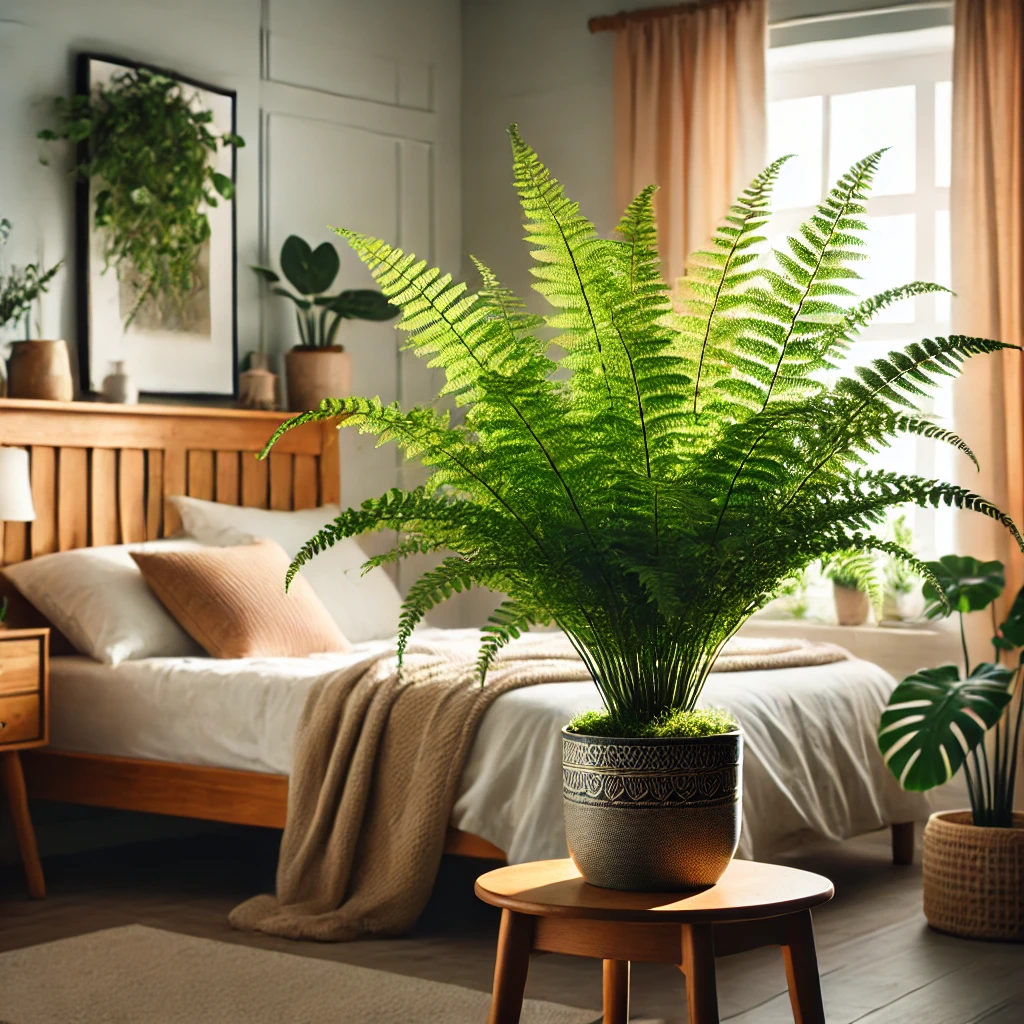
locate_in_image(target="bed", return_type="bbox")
[0,398,922,865]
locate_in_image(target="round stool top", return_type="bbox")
[475,858,833,924]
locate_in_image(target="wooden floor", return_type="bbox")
[1,821,1022,1022]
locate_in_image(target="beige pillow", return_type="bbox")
[131,539,351,659]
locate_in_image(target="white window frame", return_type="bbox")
[767,25,954,558]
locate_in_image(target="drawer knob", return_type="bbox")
[0,721,5,730]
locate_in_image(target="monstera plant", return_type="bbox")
[878,555,1024,940]
[259,126,1022,891]
[253,235,398,411]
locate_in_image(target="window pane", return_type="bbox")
[935,81,952,188]
[934,209,951,321]
[860,214,917,322]
[768,96,824,210]
[829,86,916,196]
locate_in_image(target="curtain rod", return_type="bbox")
[589,1,951,35]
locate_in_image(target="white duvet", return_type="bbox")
[48,628,928,862]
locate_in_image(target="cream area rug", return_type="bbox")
[0,925,596,1024]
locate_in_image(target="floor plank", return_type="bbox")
[1,819,1022,1023]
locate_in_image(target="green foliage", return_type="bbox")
[39,66,244,328]
[823,549,880,598]
[881,554,1024,827]
[263,125,1022,731]
[921,554,1005,619]
[253,234,398,349]
[878,662,1013,791]
[883,513,917,596]
[568,706,736,738]
[0,219,63,336]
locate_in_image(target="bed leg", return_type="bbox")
[891,821,915,865]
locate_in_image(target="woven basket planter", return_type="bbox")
[922,810,1024,941]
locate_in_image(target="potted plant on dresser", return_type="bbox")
[264,126,1022,891]
[879,555,1024,941]
[0,218,68,401]
[253,235,399,411]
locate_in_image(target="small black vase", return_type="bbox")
[562,728,743,891]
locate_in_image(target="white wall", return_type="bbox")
[460,0,952,305]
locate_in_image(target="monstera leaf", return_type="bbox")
[994,584,1024,651]
[315,290,399,320]
[878,662,1013,791]
[921,555,1004,620]
[280,235,340,296]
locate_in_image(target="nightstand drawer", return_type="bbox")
[0,638,43,696]
[0,693,41,745]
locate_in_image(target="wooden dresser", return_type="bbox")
[0,626,49,898]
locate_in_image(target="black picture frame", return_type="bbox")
[75,52,239,402]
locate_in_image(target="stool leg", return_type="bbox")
[487,909,535,1024]
[680,923,718,1024]
[602,959,630,1024]
[782,910,825,1024]
[1,751,45,899]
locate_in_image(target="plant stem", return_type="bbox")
[959,611,971,677]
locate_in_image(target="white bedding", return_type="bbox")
[48,629,928,862]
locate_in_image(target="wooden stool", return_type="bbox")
[475,858,833,1024]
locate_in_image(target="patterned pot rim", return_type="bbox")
[926,809,1024,835]
[562,726,743,745]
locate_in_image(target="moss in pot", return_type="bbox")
[261,126,1022,892]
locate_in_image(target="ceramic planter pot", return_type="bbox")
[922,810,1024,941]
[285,346,351,412]
[6,340,74,402]
[562,728,742,891]
[833,583,870,626]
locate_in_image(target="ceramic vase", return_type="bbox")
[6,340,74,402]
[285,347,351,412]
[562,728,743,891]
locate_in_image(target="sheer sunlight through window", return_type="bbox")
[768,27,953,561]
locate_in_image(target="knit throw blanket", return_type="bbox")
[229,632,848,942]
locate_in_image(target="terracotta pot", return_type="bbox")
[6,340,74,402]
[923,810,1024,941]
[285,346,351,412]
[833,583,870,626]
[562,728,743,891]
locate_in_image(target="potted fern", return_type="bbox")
[252,235,398,411]
[263,126,1022,891]
[879,556,1023,940]
[824,551,879,626]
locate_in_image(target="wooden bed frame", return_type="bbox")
[0,398,502,862]
[0,397,910,866]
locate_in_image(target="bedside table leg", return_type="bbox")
[487,909,534,1024]
[1,751,45,899]
[680,923,719,1023]
[603,959,630,1024]
[782,910,825,1024]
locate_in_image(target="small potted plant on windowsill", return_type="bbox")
[263,127,1021,892]
[824,551,879,627]
[881,513,920,621]
[879,555,1024,941]
[253,235,399,412]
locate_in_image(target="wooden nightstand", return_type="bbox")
[0,626,49,899]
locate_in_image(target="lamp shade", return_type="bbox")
[0,447,36,522]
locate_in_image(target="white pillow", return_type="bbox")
[169,497,404,643]
[3,540,205,665]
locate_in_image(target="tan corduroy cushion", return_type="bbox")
[131,539,351,659]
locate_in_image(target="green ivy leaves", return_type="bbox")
[39,66,244,328]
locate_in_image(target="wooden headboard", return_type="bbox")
[0,399,339,570]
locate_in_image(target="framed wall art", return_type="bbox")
[74,53,239,400]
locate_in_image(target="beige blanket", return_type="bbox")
[229,632,848,941]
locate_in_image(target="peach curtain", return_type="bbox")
[612,0,766,286]
[951,0,1024,608]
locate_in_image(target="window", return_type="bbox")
[767,26,954,560]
